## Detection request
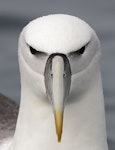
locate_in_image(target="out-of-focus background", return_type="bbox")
[0,0,115,149]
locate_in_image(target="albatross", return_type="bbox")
[0,14,108,150]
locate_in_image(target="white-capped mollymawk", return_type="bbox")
[0,14,108,150]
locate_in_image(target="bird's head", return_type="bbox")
[18,14,101,142]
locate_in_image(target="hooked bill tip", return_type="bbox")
[54,109,63,143]
[57,131,62,142]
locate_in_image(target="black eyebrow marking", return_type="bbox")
[28,45,47,56]
[68,42,89,56]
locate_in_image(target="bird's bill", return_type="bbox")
[52,56,65,142]
[54,106,63,142]
[44,54,71,142]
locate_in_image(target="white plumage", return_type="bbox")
[25,14,91,53]
[1,14,108,150]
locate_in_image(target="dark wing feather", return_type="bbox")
[0,93,19,141]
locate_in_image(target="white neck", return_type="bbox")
[9,62,108,150]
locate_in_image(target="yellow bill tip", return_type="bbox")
[54,108,63,143]
[57,133,62,142]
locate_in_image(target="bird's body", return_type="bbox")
[0,14,108,150]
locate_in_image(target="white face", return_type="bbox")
[19,14,100,76]
[18,14,101,142]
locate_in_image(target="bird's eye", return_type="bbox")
[69,43,89,57]
[30,46,38,54]
[29,46,47,56]
[69,46,85,56]
[76,46,85,55]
